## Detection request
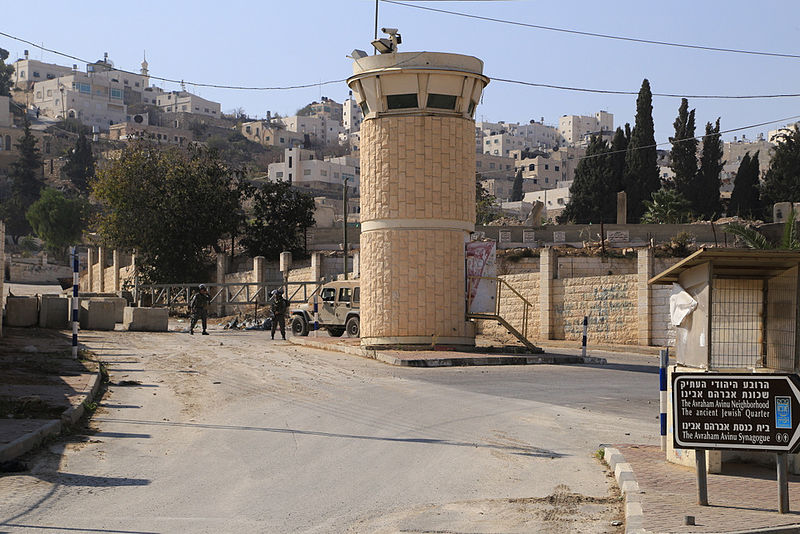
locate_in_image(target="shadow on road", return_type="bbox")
[94,417,565,458]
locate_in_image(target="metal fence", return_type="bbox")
[136,281,323,310]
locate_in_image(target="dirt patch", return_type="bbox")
[0,396,66,419]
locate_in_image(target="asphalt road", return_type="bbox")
[0,327,660,533]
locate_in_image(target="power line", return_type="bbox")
[381,0,800,60]
[0,30,348,91]
[3,30,798,101]
[576,114,800,162]
[492,78,800,100]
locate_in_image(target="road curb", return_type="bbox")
[605,447,648,534]
[288,336,606,366]
[0,364,103,463]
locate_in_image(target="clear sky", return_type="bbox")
[2,1,798,145]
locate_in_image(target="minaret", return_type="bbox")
[347,31,489,348]
[140,52,149,87]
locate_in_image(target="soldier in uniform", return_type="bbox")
[189,284,211,335]
[269,288,289,340]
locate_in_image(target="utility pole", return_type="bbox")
[343,174,348,280]
[373,0,379,54]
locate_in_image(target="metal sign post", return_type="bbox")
[673,373,800,512]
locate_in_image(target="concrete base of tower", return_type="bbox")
[361,335,476,350]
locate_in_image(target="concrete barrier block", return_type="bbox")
[79,300,115,330]
[123,307,168,332]
[5,296,38,327]
[90,297,127,323]
[39,296,69,329]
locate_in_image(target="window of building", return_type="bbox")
[489,163,495,169]
[135,82,140,87]
[476,161,482,168]
[35,91,42,99]
[204,108,209,112]
[386,93,418,110]
[334,172,340,179]
[212,110,216,114]
[195,107,199,110]
[544,164,549,170]
[493,139,499,144]
[321,170,328,176]
[426,93,457,110]
[555,165,560,171]
[545,178,549,183]
[528,164,535,171]
[33,71,40,78]
[110,88,122,100]
[19,71,24,77]
[303,169,311,176]
[276,171,284,178]
[288,156,292,168]
[557,198,564,205]
[79,83,90,94]
[280,137,285,143]
[182,105,188,111]
[46,73,54,80]
[246,126,251,133]
[111,78,119,83]
[533,179,538,184]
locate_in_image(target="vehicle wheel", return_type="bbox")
[345,316,360,338]
[291,315,309,336]
[327,326,345,337]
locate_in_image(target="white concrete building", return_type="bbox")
[524,184,572,219]
[156,91,220,117]
[268,147,359,194]
[342,93,363,133]
[241,120,305,148]
[559,111,613,145]
[31,72,127,130]
[480,122,561,154]
[281,114,343,145]
[12,58,74,90]
[0,96,10,128]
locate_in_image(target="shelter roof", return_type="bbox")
[648,247,800,285]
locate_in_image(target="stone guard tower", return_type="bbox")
[347,45,489,348]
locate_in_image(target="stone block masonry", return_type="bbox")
[479,249,683,347]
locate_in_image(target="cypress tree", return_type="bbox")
[623,79,661,222]
[1,118,44,240]
[695,118,724,219]
[729,152,761,218]
[669,98,698,200]
[557,135,614,224]
[63,132,96,195]
[761,126,800,217]
[510,168,524,202]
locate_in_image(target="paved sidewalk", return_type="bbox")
[289,334,607,366]
[0,328,102,464]
[610,444,800,534]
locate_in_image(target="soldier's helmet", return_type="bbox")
[199,284,207,290]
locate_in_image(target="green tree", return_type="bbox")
[92,143,243,283]
[510,168,524,202]
[558,135,616,223]
[240,180,315,259]
[26,188,88,259]
[761,126,800,217]
[1,118,44,241]
[669,98,698,200]
[640,187,692,224]
[695,118,724,219]
[724,208,799,250]
[475,181,500,225]
[729,152,761,218]
[62,131,96,195]
[0,48,14,97]
[623,79,661,222]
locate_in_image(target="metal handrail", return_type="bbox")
[467,275,538,349]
